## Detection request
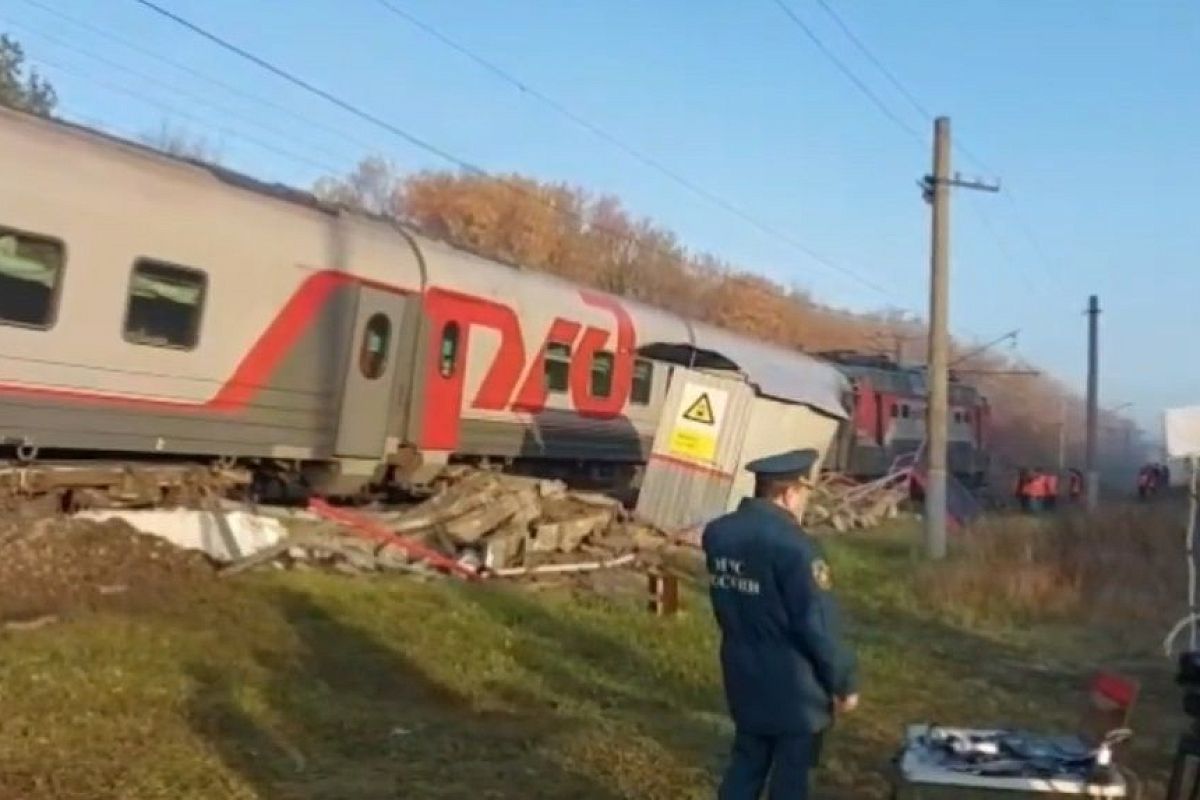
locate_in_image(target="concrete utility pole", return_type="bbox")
[1085,295,1101,511]
[924,118,953,561]
[920,117,999,560]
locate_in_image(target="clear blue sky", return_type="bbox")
[6,0,1198,434]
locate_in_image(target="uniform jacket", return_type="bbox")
[702,497,858,735]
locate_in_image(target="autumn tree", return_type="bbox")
[0,33,56,116]
[139,121,222,164]
[313,156,404,217]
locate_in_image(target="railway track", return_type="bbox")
[0,459,250,515]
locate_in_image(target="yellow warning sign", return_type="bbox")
[681,392,716,425]
[669,428,714,461]
[666,383,729,463]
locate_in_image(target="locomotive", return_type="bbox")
[0,106,986,502]
[823,351,990,488]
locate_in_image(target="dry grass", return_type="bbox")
[920,501,1189,638]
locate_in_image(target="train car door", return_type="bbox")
[335,286,411,458]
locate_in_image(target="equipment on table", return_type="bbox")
[892,671,1140,798]
[893,725,1129,798]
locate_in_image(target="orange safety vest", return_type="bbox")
[1026,474,1048,499]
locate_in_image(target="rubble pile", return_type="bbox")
[228,467,675,579]
[804,471,909,532]
[0,516,216,625]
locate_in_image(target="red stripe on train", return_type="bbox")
[0,270,410,413]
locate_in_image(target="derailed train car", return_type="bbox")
[0,107,855,500]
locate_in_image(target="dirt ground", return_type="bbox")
[0,515,216,624]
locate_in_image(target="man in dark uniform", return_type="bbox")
[703,448,859,799]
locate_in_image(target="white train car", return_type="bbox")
[0,106,848,498]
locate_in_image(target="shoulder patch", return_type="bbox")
[812,558,833,590]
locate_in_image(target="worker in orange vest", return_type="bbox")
[1026,467,1047,513]
[1045,471,1059,511]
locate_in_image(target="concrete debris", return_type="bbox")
[75,507,288,562]
[804,470,910,532]
[220,467,674,579]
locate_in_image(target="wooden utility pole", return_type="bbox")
[1085,295,1101,511]
[920,117,999,560]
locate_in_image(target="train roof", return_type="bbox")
[818,351,985,403]
[1,107,849,419]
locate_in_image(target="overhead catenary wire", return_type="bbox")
[367,1,891,298]
[963,194,1036,294]
[16,0,392,158]
[806,0,1065,295]
[813,0,931,121]
[810,0,994,177]
[768,0,925,147]
[27,53,351,176]
[128,0,899,299]
[2,15,360,174]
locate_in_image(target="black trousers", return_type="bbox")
[718,728,825,800]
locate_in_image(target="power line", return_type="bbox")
[368,0,898,298]
[130,0,466,168]
[2,14,358,174]
[963,194,1035,293]
[800,1,1061,293]
[28,54,350,175]
[128,0,899,298]
[813,0,932,121]
[811,0,995,177]
[768,0,924,146]
[16,0,388,158]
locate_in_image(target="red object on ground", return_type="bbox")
[307,498,480,581]
[1090,671,1139,710]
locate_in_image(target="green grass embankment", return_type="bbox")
[0,514,1182,799]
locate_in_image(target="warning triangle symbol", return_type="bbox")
[682,392,716,425]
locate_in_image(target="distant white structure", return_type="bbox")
[1165,405,1200,460]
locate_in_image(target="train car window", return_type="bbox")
[123,260,206,349]
[590,351,614,398]
[631,358,653,405]
[890,403,899,418]
[358,313,391,379]
[545,342,571,392]
[901,404,911,419]
[0,229,64,329]
[439,322,460,378]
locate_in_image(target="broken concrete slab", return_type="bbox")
[76,508,287,563]
[441,491,524,544]
[483,523,525,570]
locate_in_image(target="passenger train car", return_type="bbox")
[0,107,990,498]
[0,107,853,498]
